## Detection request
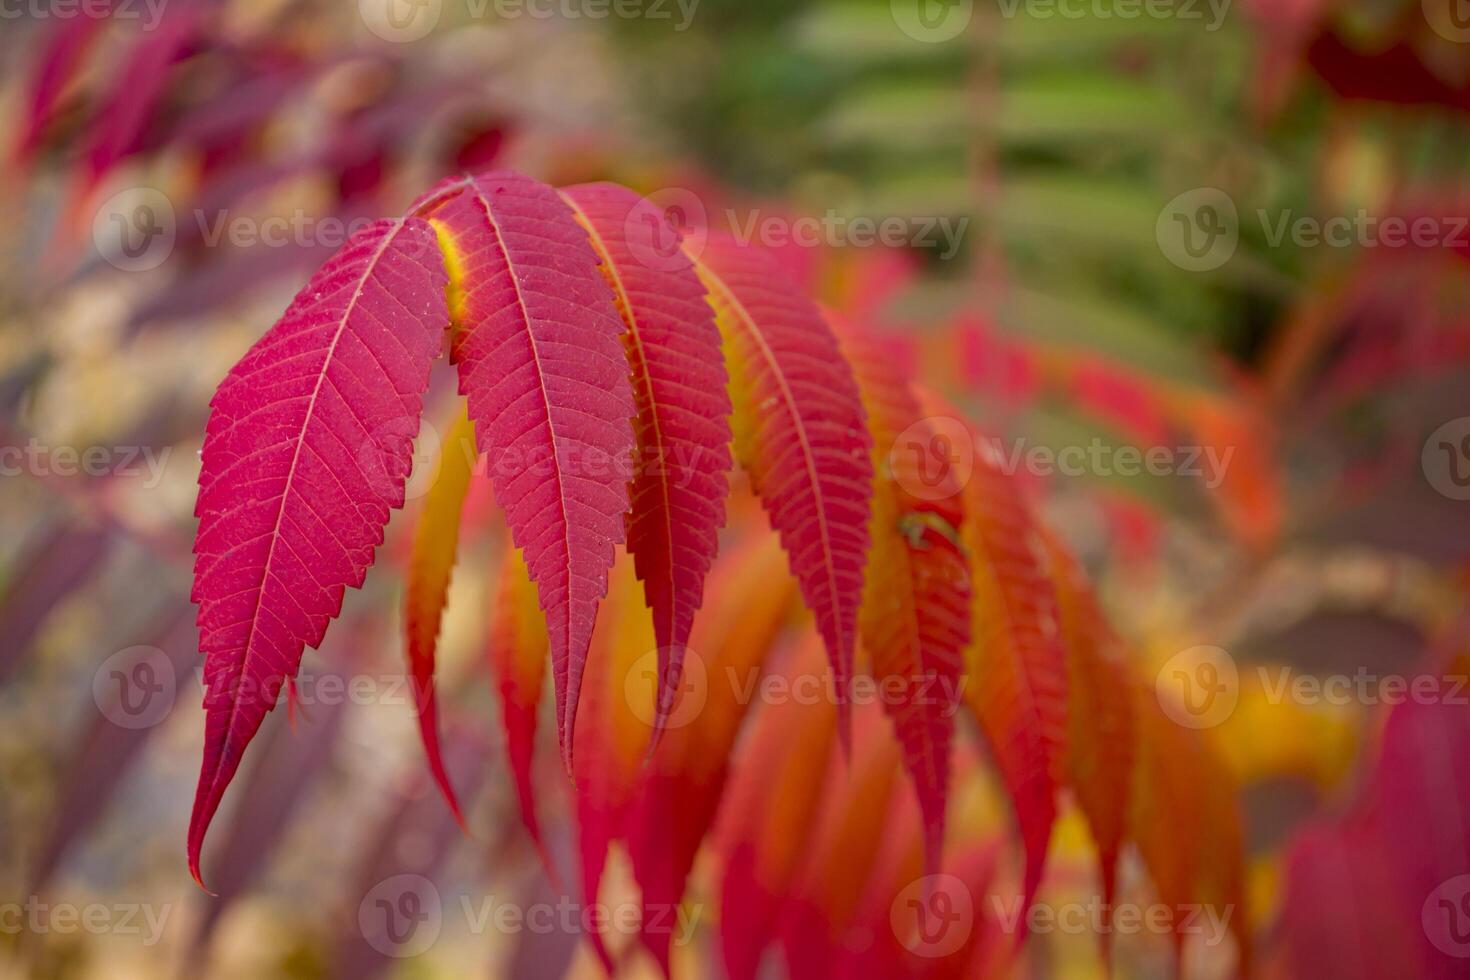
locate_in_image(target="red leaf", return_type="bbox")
[693,234,872,749]
[833,317,969,875]
[413,170,636,767]
[1040,529,1134,946]
[954,417,1067,920]
[189,217,448,887]
[626,533,797,975]
[559,182,733,741]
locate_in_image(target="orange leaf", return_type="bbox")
[834,316,970,875]
[403,404,479,826]
[487,544,553,877]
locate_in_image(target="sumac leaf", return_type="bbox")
[189,216,448,886]
[414,170,636,767]
[559,181,733,743]
[957,421,1067,920]
[692,234,872,748]
[403,404,480,825]
[835,320,969,875]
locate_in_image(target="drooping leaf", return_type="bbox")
[692,233,873,749]
[626,531,797,975]
[559,182,733,741]
[413,170,636,767]
[716,636,839,980]
[1040,528,1133,938]
[780,703,902,977]
[1130,689,1248,972]
[403,404,480,825]
[833,317,969,874]
[488,544,554,877]
[955,414,1068,918]
[571,549,657,971]
[189,216,449,887]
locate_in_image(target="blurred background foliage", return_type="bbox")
[2,0,1470,977]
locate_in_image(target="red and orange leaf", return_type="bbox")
[1131,690,1249,972]
[559,182,733,742]
[692,234,872,749]
[1040,529,1134,934]
[780,703,903,977]
[626,533,797,975]
[571,548,656,972]
[403,403,479,826]
[413,170,636,766]
[834,318,969,875]
[715,635,838,980]
[488,544,554,876]
[954,416,1067,918]
[189,217,449,887]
